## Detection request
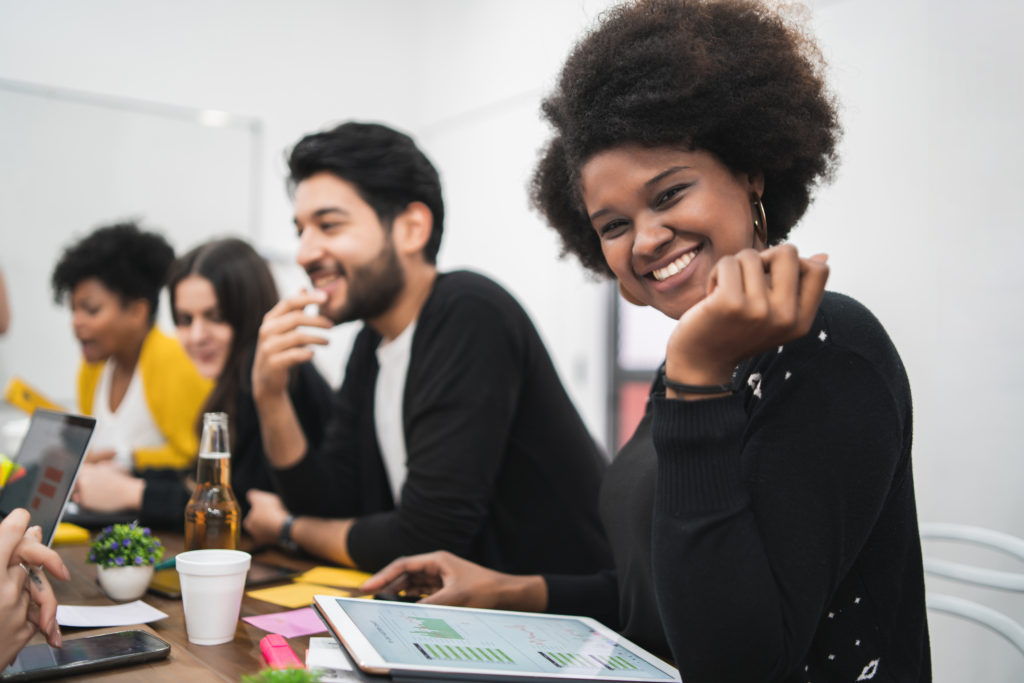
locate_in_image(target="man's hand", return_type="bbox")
[362,551,548,612]
[251,290,333,469]
[242,489,290,546]
[665,245,829,397]
[71,463,145,512]
[251,290,332,403]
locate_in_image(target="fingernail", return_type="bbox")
[312,289,327,302]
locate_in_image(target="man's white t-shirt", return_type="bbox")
[373,321,416,502]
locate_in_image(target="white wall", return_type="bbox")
[805,1,1024,679]
[0,85,255,401]
[1,0,1022,678]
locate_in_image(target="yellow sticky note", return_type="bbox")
[0,455,14,487]
[52,522,90,545]
[247,582,357,609]
[295,566,373,589]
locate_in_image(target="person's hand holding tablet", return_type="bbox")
[0,508,70,668]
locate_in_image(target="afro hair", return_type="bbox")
[51,222,175,322]
[531,0,841,277]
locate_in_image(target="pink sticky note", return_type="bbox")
[243,607,328,638]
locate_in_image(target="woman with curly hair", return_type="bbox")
[364,1,930,681]
[51,222,211,473]
[71,237,333,527]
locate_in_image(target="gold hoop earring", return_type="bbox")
[751,193,768,245]
[618,281,647,307]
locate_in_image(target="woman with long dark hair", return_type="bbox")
[73,238,332,527]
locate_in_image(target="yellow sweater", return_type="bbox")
[77,327,212,470]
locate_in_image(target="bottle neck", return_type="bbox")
[195,452,231,487]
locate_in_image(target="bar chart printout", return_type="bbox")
[339,600,677,680]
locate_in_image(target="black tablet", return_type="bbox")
[0,410,95,545]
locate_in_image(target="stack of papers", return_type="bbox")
[306,637,355,682]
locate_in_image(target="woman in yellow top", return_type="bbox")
[51,222,210,472]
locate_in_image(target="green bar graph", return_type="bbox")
[409,617,462,640]
[611,655,638,670]
[414,643,515,664]
[542,651,641,670]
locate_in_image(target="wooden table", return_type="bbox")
[39,534,332,682]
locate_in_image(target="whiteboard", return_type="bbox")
[0,82,259,405]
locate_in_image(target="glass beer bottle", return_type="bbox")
[184,412,240,550]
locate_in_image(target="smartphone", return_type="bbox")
[1,630,170,681]
[246,560,300,587]
[148,560,298,598]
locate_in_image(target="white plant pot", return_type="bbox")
[96,564,155,602]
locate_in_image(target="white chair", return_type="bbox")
[920,522,1024,655]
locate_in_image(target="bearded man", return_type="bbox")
[243,122,611,578]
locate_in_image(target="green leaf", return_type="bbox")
[240,667,321,683]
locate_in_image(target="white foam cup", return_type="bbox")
[175,549,251,645]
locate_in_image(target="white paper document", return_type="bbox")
[306,636,356,682]
[56,600,169,627]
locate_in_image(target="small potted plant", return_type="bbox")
[88,522,164,601]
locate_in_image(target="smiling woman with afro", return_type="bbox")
[359,3,930,682]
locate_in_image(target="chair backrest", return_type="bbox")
[920,522,1024,656]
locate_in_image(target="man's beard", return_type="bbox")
[321,240,406,325]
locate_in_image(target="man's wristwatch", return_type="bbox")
[278,514,299,553]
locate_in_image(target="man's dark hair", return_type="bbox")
[51,222,175,323]
[287,121,445,264]
[531,0,841,277]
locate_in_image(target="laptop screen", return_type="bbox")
[0,410,95,545]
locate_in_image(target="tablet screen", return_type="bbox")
[317,597,679,681]
[0,410,94,545]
